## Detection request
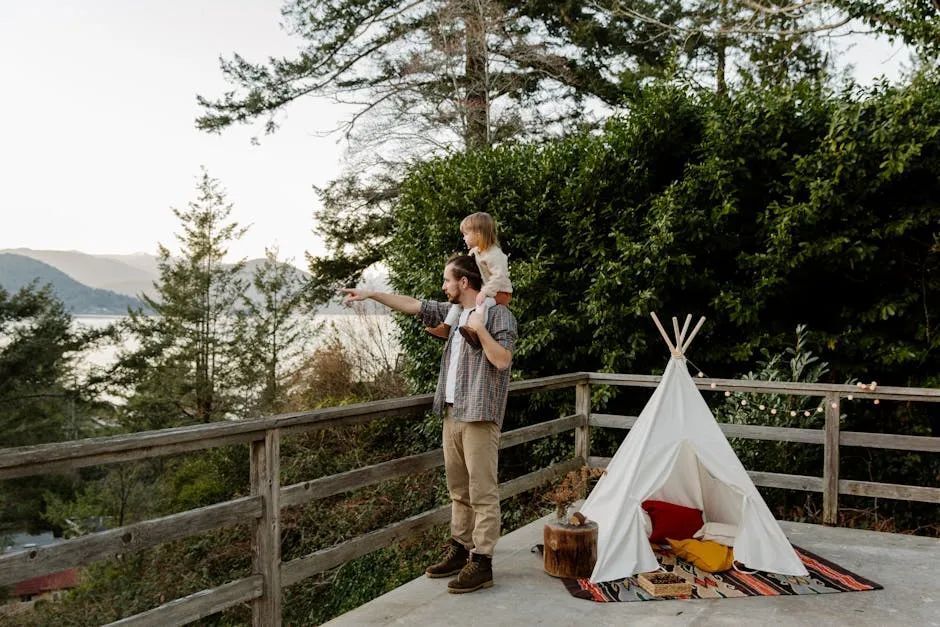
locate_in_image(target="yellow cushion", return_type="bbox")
[667,538,734,573]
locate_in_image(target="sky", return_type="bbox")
[0,1,914,266]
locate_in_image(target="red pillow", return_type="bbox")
[642,500,704,544]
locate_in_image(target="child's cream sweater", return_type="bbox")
[470,245,513,298]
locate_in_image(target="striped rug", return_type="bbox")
[561,545,882,602]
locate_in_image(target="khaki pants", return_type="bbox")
[443,409,500,556]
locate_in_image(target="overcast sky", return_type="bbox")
[0,1,913,266]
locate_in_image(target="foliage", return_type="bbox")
[719,324,834,477]
[199,1,940,300]
[390,73,940,395]
[112,169,249,430]
[0,283,113,533]
[544,466,606,519]
[234,246,319,416]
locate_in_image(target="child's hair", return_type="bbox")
[460,212,499,251]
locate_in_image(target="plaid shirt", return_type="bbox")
[418,300,518,429]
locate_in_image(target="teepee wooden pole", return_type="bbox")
[679,314,692,346]
[650,312,676,353]
[681,317,706,353]
[672,317,682,349]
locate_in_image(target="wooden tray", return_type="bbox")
[637,571,692,597]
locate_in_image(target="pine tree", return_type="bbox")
[235,247,319,416]
[115,170,248,429]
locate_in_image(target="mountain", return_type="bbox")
[0,253,147,314]
[0,248,391,315]
[0,248,158,299]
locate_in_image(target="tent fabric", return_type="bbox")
[580,356,809,583]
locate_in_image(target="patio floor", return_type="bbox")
[325,515,939,626]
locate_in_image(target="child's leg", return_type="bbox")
[425,304,460,340]
[444,303,461,327]
[475,297,496,325]
[458,299,493,348]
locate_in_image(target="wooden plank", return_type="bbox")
[508,372,589,393]
[281,415,581,509]
[748,471,824,492]
[838,479,940,504]
[281,450,445,508]
[281,459,582,588]
[590,414,824,444]
[586,373,940,402]
[499,414,582,450]
[823,393,840,525]
[105,575,263,626]
[575,384,591,464]
[840,431,940,453]
[0,395,435,480]
[720,423,824,444]
[280,505,452,587]
[500,459,583,500]
[0,496,261,587]
[588,457,823,493]
[250,430,281,627]
[0,433,259,481]
[589,414,639,429]
[0,373,589,480]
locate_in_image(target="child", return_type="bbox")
[425,212,512,347]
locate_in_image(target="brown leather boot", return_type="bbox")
[425,538,470,578]
[424,323,451,341]
[447,552,493,593]
[458,325,481,348]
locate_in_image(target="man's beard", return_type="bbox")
[447,290,461,304]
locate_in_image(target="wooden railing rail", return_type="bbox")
[0,369,935,626]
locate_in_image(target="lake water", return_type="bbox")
[74,312,401,377]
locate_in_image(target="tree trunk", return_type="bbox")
[463,0,489,150]
[716,0,728,97]
[543,520,598,578]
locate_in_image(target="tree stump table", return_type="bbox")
[543,519,598,578]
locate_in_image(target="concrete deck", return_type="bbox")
[325,516,939,626]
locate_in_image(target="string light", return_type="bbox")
[709,377,884,420]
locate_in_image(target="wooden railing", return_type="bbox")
[0,371,937,625]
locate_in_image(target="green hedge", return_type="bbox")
[390,73,940,397]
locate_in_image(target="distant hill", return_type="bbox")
[0,253,147,315]
[1,248,158,299]
[0,248,391,315]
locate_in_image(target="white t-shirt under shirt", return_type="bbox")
[445,307,474,404]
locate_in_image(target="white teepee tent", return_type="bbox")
[580,313,809,583]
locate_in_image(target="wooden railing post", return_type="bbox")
[575,381,591,465]
[250,429,281,626]
[823,393,840,526]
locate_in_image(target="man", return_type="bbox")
[341,253,518,594]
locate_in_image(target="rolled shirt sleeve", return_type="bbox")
[418,299,453,328]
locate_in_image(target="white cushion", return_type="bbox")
[694,522,738,547]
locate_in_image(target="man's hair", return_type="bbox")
[446,253,483,291]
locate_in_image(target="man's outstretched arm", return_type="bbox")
[340,288,421,315]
